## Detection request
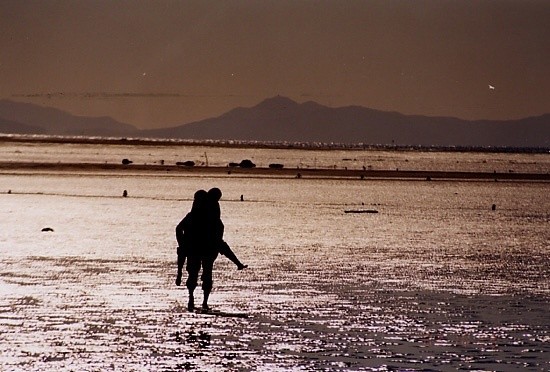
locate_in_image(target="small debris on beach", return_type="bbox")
[41,227,54,232]
[344,209,378,214]
[122,158,133,165]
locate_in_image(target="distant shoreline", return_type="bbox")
[1,161,548,181]
[1,134,549,153]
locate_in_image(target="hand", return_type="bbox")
[175,275,182,286]
[237,264,248,270]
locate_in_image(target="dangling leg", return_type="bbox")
[175,246,186,286]
[218,241,247,270]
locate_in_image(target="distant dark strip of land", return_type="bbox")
[1,135,549,153]
[1,161,549,181]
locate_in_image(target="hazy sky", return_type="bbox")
[1,0,549,129]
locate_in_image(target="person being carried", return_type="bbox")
[206,187,247,271]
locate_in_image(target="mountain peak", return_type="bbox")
[255,96,299,110]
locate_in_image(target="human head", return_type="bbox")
[207,187,222,202]
[192,189,208,211]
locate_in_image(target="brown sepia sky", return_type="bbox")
[1,0,549,129]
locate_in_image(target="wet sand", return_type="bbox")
[1,254,548,371]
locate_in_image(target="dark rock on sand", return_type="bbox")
[239,159,256,168]
[176,161,195,167]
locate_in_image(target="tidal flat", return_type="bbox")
[0,140,549,370]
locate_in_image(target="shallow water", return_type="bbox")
[0,145,549,371]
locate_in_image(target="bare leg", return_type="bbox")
[187,290,195,311]
[218,241,247,270]
[201,257,216,310]
[202,290,210,310]
[185,256,200,311]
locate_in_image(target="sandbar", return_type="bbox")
[0,161,548,181]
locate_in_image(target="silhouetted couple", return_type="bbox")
[175,188,247,311]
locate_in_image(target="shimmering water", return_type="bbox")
[0,142,549,371]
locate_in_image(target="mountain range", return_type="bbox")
[0,99,137,137]
[1,97,549,147]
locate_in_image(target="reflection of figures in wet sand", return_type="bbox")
[175,188,247,311]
